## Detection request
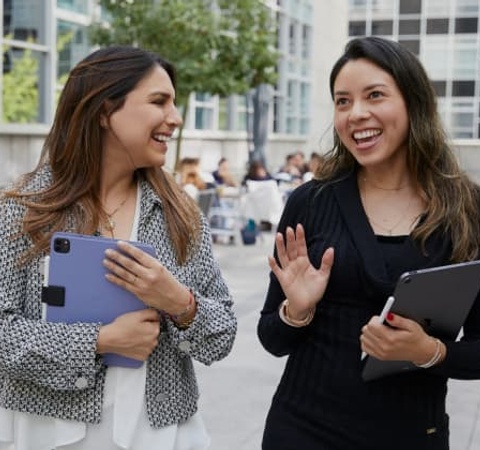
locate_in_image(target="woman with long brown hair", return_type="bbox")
[0,45,236,450]
[258,36,480,450]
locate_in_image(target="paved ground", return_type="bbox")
[195,231,480,450]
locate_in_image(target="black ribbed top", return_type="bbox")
[258,174,480,450]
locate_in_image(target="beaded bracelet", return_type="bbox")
[414,338,443,369]
[170,290,196,329]
[279,299,315,328]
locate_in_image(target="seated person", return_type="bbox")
[212,158,238,187]
[303,152,325,182]
[275,153,303,185]
[177,157,207,200]
[242,160,274,185]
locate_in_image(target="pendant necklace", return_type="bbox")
[101,194,129,238]
[362,187,414,236]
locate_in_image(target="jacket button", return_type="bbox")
[75,377,88,389]
[178,340,191,353]
[155,392,169,402]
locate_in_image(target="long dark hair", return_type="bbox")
[318,36,480,262]
[5,45,201,264]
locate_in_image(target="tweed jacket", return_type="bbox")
[0,166,237,427]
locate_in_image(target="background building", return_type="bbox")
[0,0,348,185]
[3,0,480,185]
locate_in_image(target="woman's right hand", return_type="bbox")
[96,308,160,361]
[268,223,334,319]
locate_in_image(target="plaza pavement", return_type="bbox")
[195,231,480,450]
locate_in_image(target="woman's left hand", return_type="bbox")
[103,241,190,315]
[360,313,440,365]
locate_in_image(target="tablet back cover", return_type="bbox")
[362,260,480,381]
[45,232,156,368]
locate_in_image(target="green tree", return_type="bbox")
[2,31,74,123]
[2,45,39,123]
[90,0,279,168]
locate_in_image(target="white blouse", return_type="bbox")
[0,185,210,450]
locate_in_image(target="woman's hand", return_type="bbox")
[103,241,191,316]
[268,224,334,319]
[360,313,445,365]
[97,308,160,361]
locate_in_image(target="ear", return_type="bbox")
[100,114,108,129]
[100,100,114,129]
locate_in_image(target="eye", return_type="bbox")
[152,98,167,106]
[335,97,349,107]
[368,90,383,99]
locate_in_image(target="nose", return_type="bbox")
[167,104,183,128]
[349,100,370,122]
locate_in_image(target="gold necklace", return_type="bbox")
[363,176,410,192]
[362,188,414,235]
[102,194,129,237]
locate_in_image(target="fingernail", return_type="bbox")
[387,312,394,321]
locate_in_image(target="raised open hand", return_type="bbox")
[268,224,334,317]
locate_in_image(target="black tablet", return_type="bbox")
[362,259,480,381]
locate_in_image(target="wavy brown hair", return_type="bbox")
[4,45,201,265]
[317,37,480,262]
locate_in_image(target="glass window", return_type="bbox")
[286,80,298,134]
[425,0,450,16]
[422,37,449,79]
[399,19,420,35]
[426,19,449,34]
[452,40,477,79]
[195,107,213,130]
[301,24,311,59]
[194,93,215,130]
[57,0,88,14]
[236,95,250,132]
[372,20,393,35]
[57,20,89,80]
[452,80,475,96]
[2,45,43,123]
[299,82,309,135]
[288,20,298,55]
[399,0,421,14]
[455,18,478,33]
[399,39,420,54]
[455,0,479,15]
[371,0,395,16]
[349,21,366,36]
[349,0,367,11]
[431,81,447,97]
[218,97,229,131]
[3,0,46,44]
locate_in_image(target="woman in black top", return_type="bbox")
[257,36,480,450]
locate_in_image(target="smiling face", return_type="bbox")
[333,58,410,170]
[102,64,183,169]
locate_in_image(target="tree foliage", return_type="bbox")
[2,45,39,123]
[89,0,279,167]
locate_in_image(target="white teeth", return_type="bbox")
[152,134,170,143]
[353,129,381,140]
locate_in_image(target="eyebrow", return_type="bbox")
[147,91,174,101]
[334,83,388,96]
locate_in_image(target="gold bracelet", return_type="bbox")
[279,299,315,328]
